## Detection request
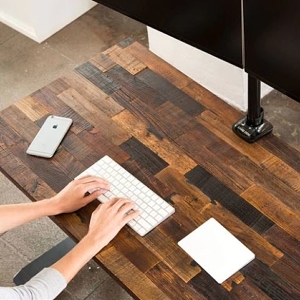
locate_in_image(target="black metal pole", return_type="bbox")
[232,74,273,142]
[247,75,261,125]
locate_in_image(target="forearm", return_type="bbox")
[0,199,58,234]
[51,235,107,283]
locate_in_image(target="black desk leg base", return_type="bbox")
[232,108,273,143]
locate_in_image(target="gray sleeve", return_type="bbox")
[0,267,67,300]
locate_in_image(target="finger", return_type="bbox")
[115,199,137,214]
[83,190,103,202]
[106,197,122,206]
[124,209,140,222]
[86,183,110,195]
[75,175,110,187]
[75,174,94,181]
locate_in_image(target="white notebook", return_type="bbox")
[178,218,255,283]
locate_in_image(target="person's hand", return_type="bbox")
[51,197,140,283]
[50,175,110,214]
[85,198,140,250]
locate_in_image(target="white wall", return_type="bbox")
[0,0,97,43]
[148,27,273,112]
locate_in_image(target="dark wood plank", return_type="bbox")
[107,64,167,108]
[119,137,169,175]
[186,165,275,234]
[75,61,122,95]
[147,262,206,300]
[231,278,272,300]
[263,225,300,262]
[243,259,300,300]
[136,68,205,116]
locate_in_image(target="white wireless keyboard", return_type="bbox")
[76,155,175,236]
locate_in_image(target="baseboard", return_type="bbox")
[0,11,40,42]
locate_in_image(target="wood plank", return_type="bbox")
[0,115,24,148]
[107,65,167,108]
[0,147,56,202]
[183,81,243,124]
[31,87,75,117]
[176,124,254,194]
[119,136,168,175]
[61,71,124,118]
[112,93,198,140]
[102,44,147,75]
[126,41,193,89]
[114,230,160,273]
[263,225,300,262]
[190,270,232,299]
[9,141,71,193]
[177,123,300,211]
[271,255,300,292]
[112,109,197,175]
[57,87,130,145]
[0,105,43,142]
[13,96,49,122]
[147,262,206,300]
[243,259,300,300]
[261,134,300,173]
[169,194,208,239]
[75,61,122,95]
[241,185,300,240]
[134,225,201,283]
[230,278,272,300]
[262,156,300,191]
[77,127,130,163]
[136,68,205,116]
[96,246,170,300]
[90,52,116,72]
[197,109,273,164]
[156,166,210,208]
[186,165,275,234]
[232,155,300,211]
[45,77,71,95]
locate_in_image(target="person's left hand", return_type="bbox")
[50,175,110,214]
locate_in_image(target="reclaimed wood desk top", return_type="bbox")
[1,39,299,299]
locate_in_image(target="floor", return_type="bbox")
[0,3,299,300]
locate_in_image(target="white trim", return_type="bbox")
[0,11,40,42]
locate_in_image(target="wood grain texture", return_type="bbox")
[1,38,299,299]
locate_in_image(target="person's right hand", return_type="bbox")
[85,198,140,251]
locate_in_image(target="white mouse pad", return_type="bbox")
[178,218,255,283]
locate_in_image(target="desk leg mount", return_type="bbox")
[232,74,273,143]
[232,108,273,143]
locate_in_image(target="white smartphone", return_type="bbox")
[26,115,73,158]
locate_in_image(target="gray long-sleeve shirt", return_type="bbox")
[0,268,67,299]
